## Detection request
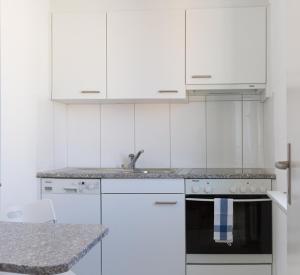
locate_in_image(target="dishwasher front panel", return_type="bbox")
[42,179,101,275]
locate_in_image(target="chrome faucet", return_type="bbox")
[127,150,144,169]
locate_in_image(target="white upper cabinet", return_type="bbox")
[52,13,107,100]
[186,7,267,87]
[107,10,186,100]
[51,7,268,102]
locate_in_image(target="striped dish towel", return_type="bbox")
[214,198,233,243]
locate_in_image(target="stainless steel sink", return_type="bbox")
[75,167,176,174]
[76,168,122,173]
[121,168,176,174]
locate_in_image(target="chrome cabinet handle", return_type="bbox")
[63,188,78,193]
[275,143,292,205]
[191,75,212,79]
[81,91,100,94]
[186,198,271,203]
[154,201,178,205]
[158,90,178,93]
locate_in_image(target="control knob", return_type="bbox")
[204,186,212,194]
[240,186,247,193]
[192,183,200,193]
[259,186,267,193]
[86,183,96,190]
[230,186,237,194]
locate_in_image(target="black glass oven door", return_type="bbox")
[186,195,272,254]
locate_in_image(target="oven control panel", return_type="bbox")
[185,179,272,195]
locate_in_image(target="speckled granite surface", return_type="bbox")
[0,222,108,274]
[37,168,276,180]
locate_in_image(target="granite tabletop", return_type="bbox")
[0,222,108,275]
[37,167,276,180]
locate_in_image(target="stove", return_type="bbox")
[185,179,273,275]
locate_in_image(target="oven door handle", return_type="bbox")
[185,198,272,203]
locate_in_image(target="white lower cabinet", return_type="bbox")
[187,265,272,275]
[102,181,185,275]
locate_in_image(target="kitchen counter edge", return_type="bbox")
[36,168,276,180]
[0,223,109,275]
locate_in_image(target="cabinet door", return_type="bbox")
[102,194,185,275]
[107,11,185,99]
[187,265,271,275]
[42,192,101,275]
[186,7,267,85]
[52,13,106,100]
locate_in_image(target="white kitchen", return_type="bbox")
[0,0,298,275]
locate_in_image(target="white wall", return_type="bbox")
[0,0,52,210]
[0,0,271,206]
[0,0,271,211]
[48,0,269,171]
[263,97,274,168]
[52,96,265,169]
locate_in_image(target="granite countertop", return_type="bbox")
[37,167,276,180]
[0,222,108,275]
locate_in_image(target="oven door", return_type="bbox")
[186,195,272,264]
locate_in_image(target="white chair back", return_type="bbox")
[3,199,56,223]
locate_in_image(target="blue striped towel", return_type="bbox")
[214,198,233,243]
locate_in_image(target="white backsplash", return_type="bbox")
[170,102,206,168]
[206,100,243,168]
[67,104,101,167]
[101,104,135,167]
[53,96,265,169]
[243,100,264,168]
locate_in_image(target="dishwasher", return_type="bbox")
[41,178,101,275]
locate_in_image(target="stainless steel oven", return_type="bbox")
[185,179,273,265]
